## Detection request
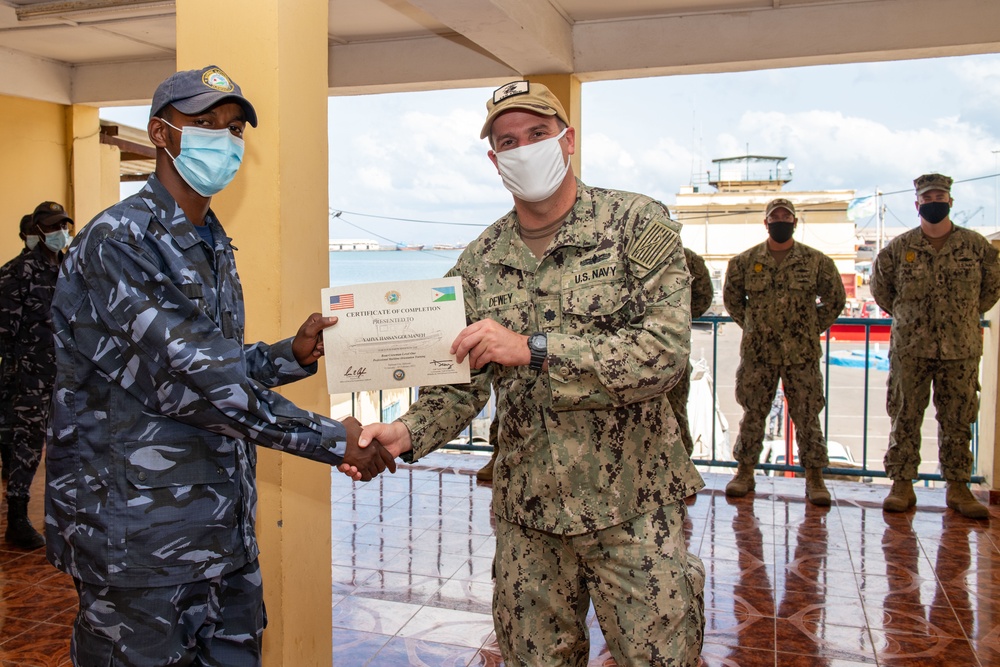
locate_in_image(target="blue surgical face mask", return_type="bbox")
[24,235,39,251]
[161,119,244,197]
[43,229,70,253]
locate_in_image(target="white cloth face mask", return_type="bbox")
[495,128,570,202]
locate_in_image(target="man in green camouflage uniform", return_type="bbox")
[871,173,1000,519]
[723,198,846,506]
[671,247,714,458]
[351,81,705,666]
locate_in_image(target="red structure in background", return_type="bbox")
[824,323,891,342]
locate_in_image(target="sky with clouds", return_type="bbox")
[103,52,1000,246]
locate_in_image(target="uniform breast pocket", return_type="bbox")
[745,272,771,294]
[123,438,237,567]
[898,263,928,298]
[483,301,531,333]
[562,283,629,333]
[179,281,213,319]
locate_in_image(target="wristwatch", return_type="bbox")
[527,332,547,371]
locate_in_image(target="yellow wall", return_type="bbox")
[99,144,122,211]
[0,94,70,258]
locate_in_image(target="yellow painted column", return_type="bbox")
[0,94,70,259]
[66,104,103,226]
[528,74,582,176]
[175,1,332,665]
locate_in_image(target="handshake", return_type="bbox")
[337,416,413,482]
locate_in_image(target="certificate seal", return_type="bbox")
[393,369,406,381]
[385,290,401,304]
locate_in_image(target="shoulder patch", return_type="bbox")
[628,218,679,270]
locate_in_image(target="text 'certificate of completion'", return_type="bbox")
[321,276,470,393]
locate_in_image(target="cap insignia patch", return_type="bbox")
[202,68,234,93]
[493,81,529,104]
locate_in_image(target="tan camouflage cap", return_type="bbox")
[765,198,796,218]
[481,80,570,140]
[914,173,953,196]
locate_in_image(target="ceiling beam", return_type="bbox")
[0,47,71,104]
[328,34,516,95]
[404,0,573,74]
[572,0,1000,80]
[72,59,176,106]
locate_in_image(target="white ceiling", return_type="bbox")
[1,0,999,107]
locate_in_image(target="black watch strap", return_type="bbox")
[528,332,547,371]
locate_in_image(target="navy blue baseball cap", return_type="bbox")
[150,65,258,127]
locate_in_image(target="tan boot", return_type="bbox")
[805,467,831,507]
[476,450,497,482]
[946,482,989,520]
[725,463,756,497]
[882,480,916,512]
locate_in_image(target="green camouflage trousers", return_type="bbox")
[494,503,705,666]
[667,361,694,456]
[71,559,265,666]
[733,355,829,468]
[884,353,980,481]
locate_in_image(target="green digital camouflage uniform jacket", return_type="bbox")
[871,225,1000,360]
[399,181,703,535]
[724,240,846,364]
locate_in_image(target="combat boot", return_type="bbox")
[805,467,831,506]
[946,482,989,520]
[725,463,756,497]
[882,480,916,513]
[476,449,497,482]
[5,496,45,550]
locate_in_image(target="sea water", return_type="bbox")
[328,249,464,286]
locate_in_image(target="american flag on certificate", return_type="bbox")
[328,293,355,311]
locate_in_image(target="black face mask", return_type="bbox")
[767,221,795,243]
[918,201,950,224]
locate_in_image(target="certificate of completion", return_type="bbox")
[321,276,471,393]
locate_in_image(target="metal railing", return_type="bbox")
[348,315,987,483]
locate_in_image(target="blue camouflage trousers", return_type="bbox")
[5,387,50,499]
[884,353,979,482]
[71,558,265,666]
[493,503,705,666]
[733,356,829,469]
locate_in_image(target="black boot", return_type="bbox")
[5,496,45,549]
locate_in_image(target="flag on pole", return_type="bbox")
[847,196,876,221]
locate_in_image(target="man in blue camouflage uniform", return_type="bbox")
[0,213,37,482]
[0,203,68,548]
[45,65,393,666]
[723,198,846,506]
[353,81,705,666]
[871,173,1000,519]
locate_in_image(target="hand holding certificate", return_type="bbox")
[321,277,471,393]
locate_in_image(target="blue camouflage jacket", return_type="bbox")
[46,175,347,587]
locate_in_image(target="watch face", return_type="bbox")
[529,334,546,351]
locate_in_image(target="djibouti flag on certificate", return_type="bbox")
[432,286,456,302]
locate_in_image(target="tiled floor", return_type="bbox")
[3,453,999,666]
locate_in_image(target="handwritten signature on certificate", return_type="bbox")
[321,276,470,393]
